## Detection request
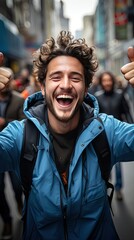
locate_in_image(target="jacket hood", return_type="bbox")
[23,91,100,126]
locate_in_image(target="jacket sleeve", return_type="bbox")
[0,120,24,175]
[102,114,134,165]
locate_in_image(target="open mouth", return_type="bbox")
[56,95,73,106]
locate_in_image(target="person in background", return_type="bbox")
[0,32,133,240]
[20,73,41,99]
[0,68,25,240]
[94,71,133,201]
[11,68,30,93]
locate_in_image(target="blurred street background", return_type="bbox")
[0,0,134,239]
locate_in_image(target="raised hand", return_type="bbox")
[0,53,13,90]
[121,47,134,87]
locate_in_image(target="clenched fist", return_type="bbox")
[121,47,134,87]
[0,53,13,90]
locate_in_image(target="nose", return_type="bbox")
[60,75,72,89]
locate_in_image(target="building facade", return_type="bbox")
[0,0,69,73]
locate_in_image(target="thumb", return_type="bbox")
[127,46,134,62]
[0,52,4,66]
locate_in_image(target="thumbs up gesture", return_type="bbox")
[121,47,134,87]
[0,53,13,90]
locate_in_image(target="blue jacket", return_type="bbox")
[0,92,134,240]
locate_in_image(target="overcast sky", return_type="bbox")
[63,0,98,33]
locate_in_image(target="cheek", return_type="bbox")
[45,82,59,96]
[78,85,87,96]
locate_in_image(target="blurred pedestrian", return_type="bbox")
[20,73,41,99]
[11,68,30,93]
[0,68,25,240]
[0,32,134,239]
[95,71,133,200]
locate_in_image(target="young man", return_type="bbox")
[0,31,134,240]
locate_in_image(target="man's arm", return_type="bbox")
[121,47,134,87]
[0,53,13,90]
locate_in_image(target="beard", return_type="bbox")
[45,92,84,123]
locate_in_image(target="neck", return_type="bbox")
[48,110,80,134]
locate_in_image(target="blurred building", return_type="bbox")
[83,15,94,46]
[93,0,134,76]
[89,0,134,118]
[0,0,69,73]
[77,0,134,116]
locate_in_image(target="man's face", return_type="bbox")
[101,74,113,92]
[41,56,87,125]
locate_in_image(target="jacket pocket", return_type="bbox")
[81,182,106,217]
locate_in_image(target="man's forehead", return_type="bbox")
[47,56,84,72]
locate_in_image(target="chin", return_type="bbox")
[56,115,71,122]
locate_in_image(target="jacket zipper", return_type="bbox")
[63,207,68,240]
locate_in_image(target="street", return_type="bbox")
[0,162,134,240]
[112,162,134,240]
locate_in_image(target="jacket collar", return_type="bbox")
[23,92,100,128]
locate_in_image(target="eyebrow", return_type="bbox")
[49,71,84,78]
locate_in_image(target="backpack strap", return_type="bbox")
[92,128,111,181]
[20,119,40,200]
[92,117,114,213]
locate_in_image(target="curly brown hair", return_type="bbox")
[33,31,98,88]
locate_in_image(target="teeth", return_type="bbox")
[57,95,73,99]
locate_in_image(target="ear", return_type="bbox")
[85,87,88,97]
[40,84,45,96]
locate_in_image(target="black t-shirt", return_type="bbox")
[49,125,79,192]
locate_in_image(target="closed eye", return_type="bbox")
[71,77,81,82]
[49,74,61,81]
[70,73,83,82]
